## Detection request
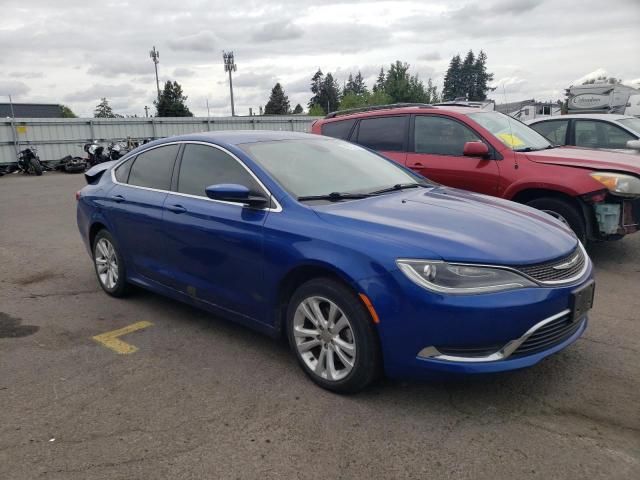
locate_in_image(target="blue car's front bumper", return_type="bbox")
[360,267,593,380]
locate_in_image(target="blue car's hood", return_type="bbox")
[312,186,578,265]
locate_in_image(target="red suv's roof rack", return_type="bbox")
[324,103,434,119]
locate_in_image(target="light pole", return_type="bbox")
[149,46,160,101]
[223,51,237,116]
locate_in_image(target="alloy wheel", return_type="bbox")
[293,296,356,382]
[94,238,119,290]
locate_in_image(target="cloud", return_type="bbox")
[173,67,196,78]
[418,52,442,61]
[87,56,155,78]
[0,80,30,96]
[63,83,145,102]
[168,31,217,52]
[252,20,303,42]
[9,71,44,79]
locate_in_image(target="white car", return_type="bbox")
[527,114,640,154]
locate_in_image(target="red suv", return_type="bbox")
[312,104,640,242]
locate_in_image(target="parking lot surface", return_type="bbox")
[1,173,639,479]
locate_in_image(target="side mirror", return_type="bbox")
[626,139,640,151]
[463,141,490,158]
[205,184,268,207]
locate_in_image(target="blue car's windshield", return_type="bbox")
[240,138,427,198]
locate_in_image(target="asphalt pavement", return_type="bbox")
[1,172,639,479]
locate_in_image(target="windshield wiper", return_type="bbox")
[297,192,372,202]
[368,183,425,195]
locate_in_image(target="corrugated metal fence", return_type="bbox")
[0,116,320,165]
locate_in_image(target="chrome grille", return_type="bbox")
[516,246,585,283]
[512,313,583,356]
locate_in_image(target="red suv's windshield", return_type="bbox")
[468,111,553,151]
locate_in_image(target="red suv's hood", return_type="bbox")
[526,147,640,175]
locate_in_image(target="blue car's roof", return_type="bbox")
[144,130,315,149]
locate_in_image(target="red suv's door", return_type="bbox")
[407,115,501,195]
[352,115,408,166]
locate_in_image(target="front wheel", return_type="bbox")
[286,278,381,393]
[29,158,43,176]
[526,197,586,243]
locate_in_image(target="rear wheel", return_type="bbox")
[526,197,586,243]
[92,230,130,297]
[286,278,381,393]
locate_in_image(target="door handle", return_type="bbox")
[111,194,125,203]
[410,162,424,167]
[166,204,187,214]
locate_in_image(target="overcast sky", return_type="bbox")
[1,0,638,117]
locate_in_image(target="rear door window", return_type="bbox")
[114,157,134,183]
[322,119,356,140]
[355,116,408,151]
[414,115,481,156]
[177,144,262,197]
[128,144,179,190]
[530,120,569,145]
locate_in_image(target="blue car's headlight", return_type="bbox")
[396,259,537,294]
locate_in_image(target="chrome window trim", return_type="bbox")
[110,140,282,213]
[417,308,575,363]
[397,242,590,289]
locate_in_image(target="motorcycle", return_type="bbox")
[53,155,87,174]
[84,141,110,167]
[108,140,128,161]
[17,146,44,176]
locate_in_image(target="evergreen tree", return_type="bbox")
[155,81,193,117]
[442,54,462,100]
[353,71,367,95]
[264,83,290,115]
[383,61,428,103]
[322,73,341,113]
[308,69,325,110]
[471,50,494,101]
[292,104,303,114]
[94,98,116,118]
[426,78,441,103]
[460,50,476,101]
[344,73,356,96]
[373,68,386,93]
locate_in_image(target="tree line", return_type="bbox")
[92,51,494,117]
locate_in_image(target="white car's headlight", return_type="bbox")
[396,259,537,294]
[590,171,640,197]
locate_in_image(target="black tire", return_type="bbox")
[526,197,586,243]
[30,158,43,176]
[286,278,381,393]
[92,229,130,297]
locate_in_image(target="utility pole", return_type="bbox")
[206,99,210,118]
[144,105,149,117]
[8,95,19,156]
[222,51,237,116]
[149,46,160,101]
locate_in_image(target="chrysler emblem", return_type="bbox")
[553,254,579,270]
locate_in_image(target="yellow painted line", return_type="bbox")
[92,321,153,354]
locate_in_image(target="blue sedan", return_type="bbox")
[77,131,594,392]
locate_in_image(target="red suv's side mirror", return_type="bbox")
[463,141,489,158]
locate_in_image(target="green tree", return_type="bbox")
[264,83,290,115]
[367,90,393,106]
[460,50,476,101]
[292,103,303,114]
[339,92,368,110]
[308,104,325,116]
[383,61,429,103]
[59,104,77,118]
[426,78,441,103]
[155,80,193,117]
[442,54,462,100]
[344,71,368,96]
[308,69,325,111]
[94,98,116,118]
[471,50,494,101]
[373,68,386,93]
